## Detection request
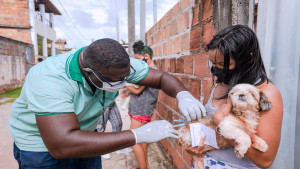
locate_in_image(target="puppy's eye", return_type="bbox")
[251,94,255,98]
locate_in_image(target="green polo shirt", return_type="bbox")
[8,47,149,152]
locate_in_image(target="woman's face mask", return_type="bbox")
[142,57,148,63]
[210,66,234,84]
[134,54,148,63]
[208,49,236,84]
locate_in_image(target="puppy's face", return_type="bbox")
[229,84,263,112]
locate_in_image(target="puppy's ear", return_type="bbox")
[259,91,272,111]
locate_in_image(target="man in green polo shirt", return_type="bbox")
[9,38,206,169]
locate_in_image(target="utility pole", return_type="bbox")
[128,0,135,57]
[115,0,120,42]
[140,0,146,42]
[153,0,157,24]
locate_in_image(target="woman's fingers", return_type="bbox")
[198,135,206,149]
[186,146,200,154]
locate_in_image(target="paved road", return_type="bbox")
[0,102,18,169]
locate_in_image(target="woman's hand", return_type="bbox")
[124,85,145,95]
[178,135,215,155]
[213,99,232,125]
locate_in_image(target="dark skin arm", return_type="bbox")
[36,113,135,159]
[138,68,186,97]
[36,68,186,159]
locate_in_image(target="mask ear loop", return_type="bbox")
[84,67,106,89]
[83,67,91,72]
[88,76,103,89]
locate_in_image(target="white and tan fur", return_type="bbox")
[115,82,139,111]
[178,84,272,169]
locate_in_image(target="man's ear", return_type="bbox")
[259,91,272,111]
[82,68,93,76]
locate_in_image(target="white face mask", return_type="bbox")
[88,77,125,92]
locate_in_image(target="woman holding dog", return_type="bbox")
[187,25,283,169]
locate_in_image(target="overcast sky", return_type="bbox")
[50,0,179,49]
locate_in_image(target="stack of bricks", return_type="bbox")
[0,0,32,44]
[145,0,216,168]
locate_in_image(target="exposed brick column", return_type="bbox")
[145,0,216,168]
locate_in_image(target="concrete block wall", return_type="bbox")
[145,0,216,168]
[0,36,33,93]
[0,0,32,44]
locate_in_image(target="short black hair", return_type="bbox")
[37,58,43,62]
[83,38,130,69]
[206,25,269,98]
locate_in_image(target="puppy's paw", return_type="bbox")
[252,136,268,152]
[234,145,248,158]
[234,149,244,158]
[234,148,243,158]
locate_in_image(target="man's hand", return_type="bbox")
[176,91,206,122]
[131,120,178,144]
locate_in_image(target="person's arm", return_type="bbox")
[138,68,206,121]
[36,113,178,159]
[125,85,146,95]
[36,113,135,158]
[242,85,283,168]
[138,68,185,97]
[26,61,37,65]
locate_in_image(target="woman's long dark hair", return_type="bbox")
[206,25,269,98]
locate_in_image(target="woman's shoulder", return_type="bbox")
[258,81,283,110]
[258,82,282,99]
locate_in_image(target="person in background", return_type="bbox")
[126,41,158,169]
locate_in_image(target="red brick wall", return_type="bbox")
[0,0,32,44]
[146,0,215,168]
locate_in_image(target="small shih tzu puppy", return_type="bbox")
[178,84,272,169]
[115,82,139,111]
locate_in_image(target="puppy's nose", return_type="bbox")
[239,94,245,99]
